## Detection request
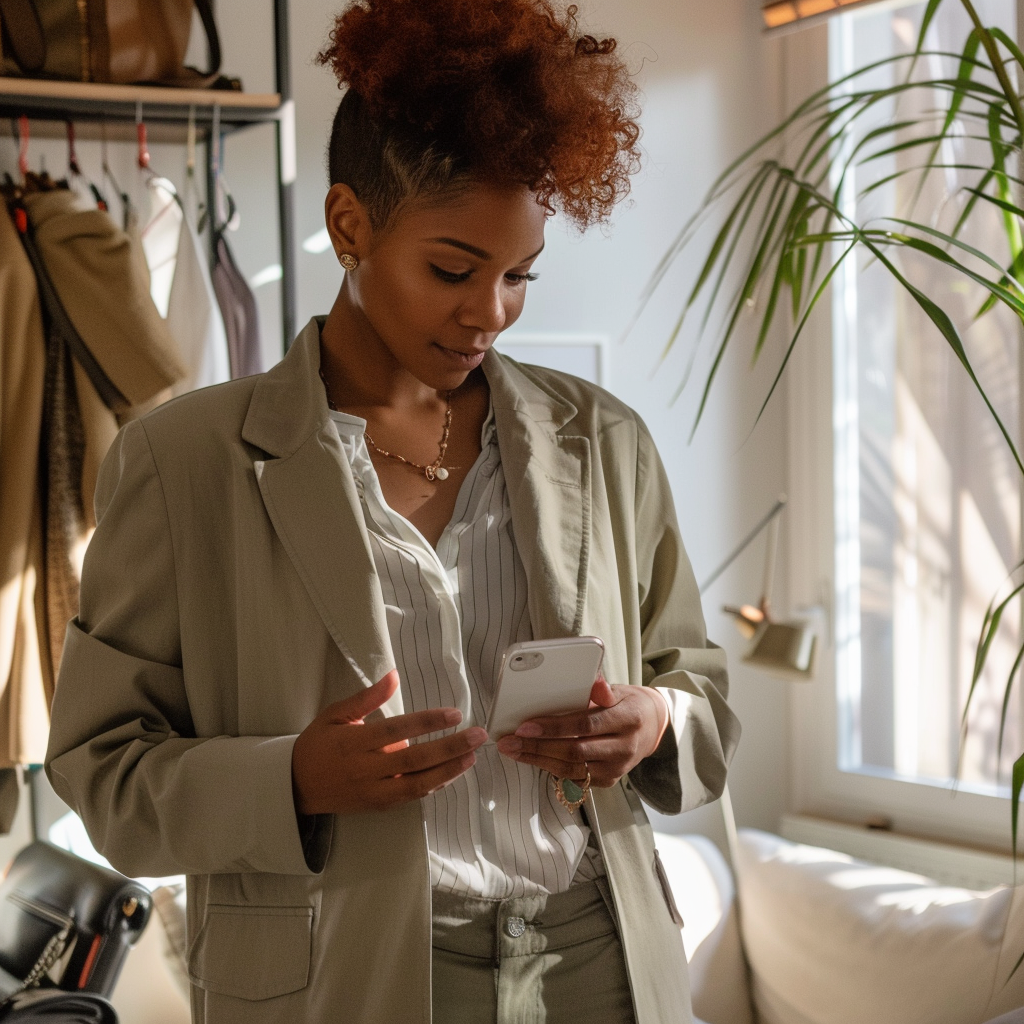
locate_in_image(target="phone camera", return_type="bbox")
[508,651,544,672]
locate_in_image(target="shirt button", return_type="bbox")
[505,916,526,938]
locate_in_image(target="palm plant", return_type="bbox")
[643,0,1024,850]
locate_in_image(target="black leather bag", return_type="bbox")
[0,989,116,1023]
[0,842,150,1006]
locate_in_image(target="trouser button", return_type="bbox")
[505,916,526,938]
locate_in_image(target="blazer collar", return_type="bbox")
[242,318,398,703]
[483,350,592,639]
[241,317,328,458]
[240,320,593,688]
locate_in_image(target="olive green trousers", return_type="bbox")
[431,878,637,1024]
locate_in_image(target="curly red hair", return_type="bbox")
[317,0,641,229]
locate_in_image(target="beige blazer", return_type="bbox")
[45,317,739,1024]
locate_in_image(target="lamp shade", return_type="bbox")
[743,620,817,679]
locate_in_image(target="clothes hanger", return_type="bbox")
[198,103,239,236]
[135,101,155,181]
[1,117,50,231]
[100,121,131,229]
[138,101,188,235]
[196,103,217,233]
[7,115,65,196]
[17,114,29,183]
[136,100,188,235]
[66,121,109,211]
[183,104,203,224]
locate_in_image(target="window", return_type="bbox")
[789,0,1020,848]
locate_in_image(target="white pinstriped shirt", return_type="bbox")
[330,406,603,897]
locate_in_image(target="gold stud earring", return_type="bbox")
[339,253,359,271]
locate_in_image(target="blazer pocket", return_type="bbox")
[188,904,313,1001]
[653,850,685,928]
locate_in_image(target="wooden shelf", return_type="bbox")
[0,77,282,129]
[0,0,298,347]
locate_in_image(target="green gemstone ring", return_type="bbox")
[553,766,591,812]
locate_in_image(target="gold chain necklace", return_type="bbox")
[318,366,454,482]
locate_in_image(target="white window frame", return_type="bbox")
[782,15,1015,853]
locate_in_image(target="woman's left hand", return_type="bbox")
[495,679,669,787]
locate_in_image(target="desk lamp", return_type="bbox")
[699,495,817,680]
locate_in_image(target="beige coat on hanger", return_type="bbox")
[27,188,185,692]
[0,189,185,784]
[0,202,51,775]
[45,318,740,1024]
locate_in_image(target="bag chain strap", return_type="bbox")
[0,921,73,1007]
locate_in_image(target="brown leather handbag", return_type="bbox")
[0,0,222,87]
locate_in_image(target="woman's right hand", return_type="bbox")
[291,670,487,815]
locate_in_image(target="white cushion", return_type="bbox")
[653,832,754,1024]
[736,828,1024,1024]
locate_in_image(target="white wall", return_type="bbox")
[0,0,797,855]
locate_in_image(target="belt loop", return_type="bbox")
[493,895,504,967]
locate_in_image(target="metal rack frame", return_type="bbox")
[0,0,296,352]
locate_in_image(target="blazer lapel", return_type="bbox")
[484,351,591,639]
[240,328,591,689]
[242,319,397,702]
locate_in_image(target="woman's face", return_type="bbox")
[331,182,548,392]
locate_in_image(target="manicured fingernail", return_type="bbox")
[443,709,463,726]
[498,737,522,753]
[465,728,488,746]
[515,723,542,738]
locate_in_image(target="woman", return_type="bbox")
[45,2,740,1022]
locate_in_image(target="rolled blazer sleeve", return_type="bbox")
[626,421,741,815]
[44,419,329,879]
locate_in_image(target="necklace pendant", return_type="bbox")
[425,466,436,482]
[434,467,449,481]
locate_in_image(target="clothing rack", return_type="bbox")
[0,0,296,354]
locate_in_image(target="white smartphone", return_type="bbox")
[485,637,605,740]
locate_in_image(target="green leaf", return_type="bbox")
[997,640,1024,764]
[871,224,1024,312]
[859,130,985,170]
[963,577,1024,743]
[697,169,789,338]
[688,169,771,313]
[916,0,947,54]
[972,249,1024,319]
[988,27,1024,71]
[1006,946,1024,984]
[1013,751,1024,861]
[629,160,779,347]
[859,235,1024,477]
[940,27,983,136]
[792,223,808,324]
[952,168,996,239]
[975,290,999,318]
[959,1,1024,139]
[883,236,1024,316]
[970,103,1024,261]
[749,245,856,430]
